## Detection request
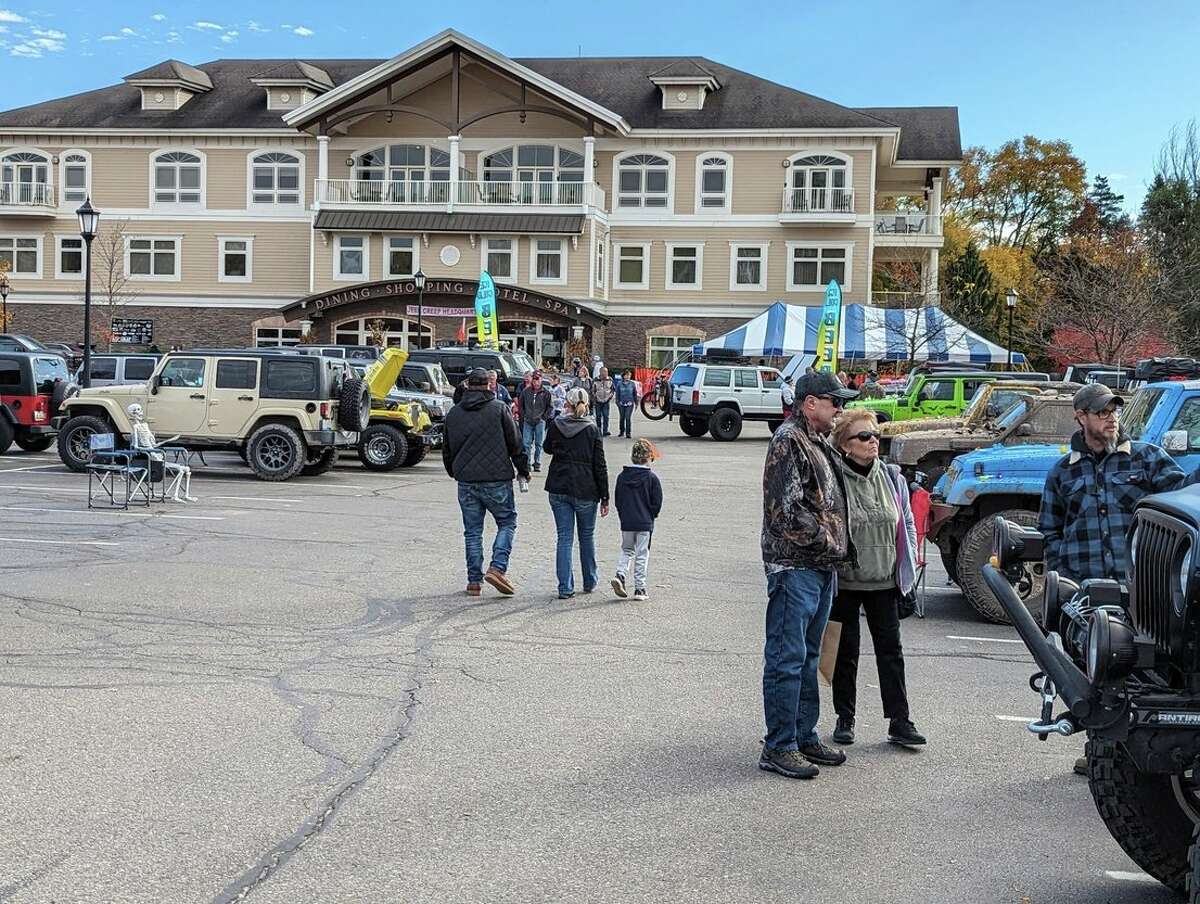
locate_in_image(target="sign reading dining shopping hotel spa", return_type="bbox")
[299,278,585,321]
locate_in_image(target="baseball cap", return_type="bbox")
[466,368,491,387]
[794,371,859,403]
[1073,383,1124,413]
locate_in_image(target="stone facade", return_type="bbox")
[8,303,278,351]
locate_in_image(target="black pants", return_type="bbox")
[831,587,910,722]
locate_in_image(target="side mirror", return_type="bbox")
[897,398,909,407]
[916,392,930,404]
[419,381,432,392]
[1016,423,1034,437]
[150,374,161,395]
[1163,429,1188,453]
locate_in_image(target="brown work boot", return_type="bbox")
[485,568,515,596]
[466,583,481,597]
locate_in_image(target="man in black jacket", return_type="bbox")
[443,369,530,597]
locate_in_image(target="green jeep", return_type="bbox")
[848,371,1047,423]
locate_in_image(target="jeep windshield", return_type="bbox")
[995,400,1028,430]
[1121,387,1164,441]
[670,365,699,386]
[503,353,535,376]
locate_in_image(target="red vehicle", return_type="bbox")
[0,351,75,453]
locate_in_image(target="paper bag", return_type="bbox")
[818,619,842,687]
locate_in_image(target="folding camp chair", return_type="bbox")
[909,486,933,618]
[86,434,158,510]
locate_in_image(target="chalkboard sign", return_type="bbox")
[111,318,153,344]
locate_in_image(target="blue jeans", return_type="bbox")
[522,419,546,467]
[548,493,598,595]
[763,567,835,750]
[618,403,634,437]
[457,481,517,584]
[594,400,611,435]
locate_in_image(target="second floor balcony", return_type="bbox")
[779,187,855,224]
[0,181,56,216]
[316,179,606,214]
[874,211,943,246]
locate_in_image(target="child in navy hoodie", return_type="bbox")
[611,438,663,601]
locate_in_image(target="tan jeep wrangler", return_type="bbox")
[55,349,370,481]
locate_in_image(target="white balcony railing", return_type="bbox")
[781,187,854,215]
[874,212,942,236]
[0,182,55,208]
[316,179,605,210]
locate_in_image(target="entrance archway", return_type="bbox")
[333,316,433,350]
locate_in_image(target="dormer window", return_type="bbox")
[250,62,333,112]
[648,60,721,111]
[124,60,212,111]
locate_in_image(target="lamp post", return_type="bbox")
[76,198,101,388]
[1005,288,1018,369]
[0,272,9,333]
[413,269,426,350]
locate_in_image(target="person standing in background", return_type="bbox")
[615,369,639,439]
[591,367,615,437]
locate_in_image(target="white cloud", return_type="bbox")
[120,26,137,36]
[98,34,121,41]
[0,24,7,33]
[190,20,223,30]
[27,35,62,50]
[292,25,313,36]
[1105,173,1129,182]
[0,9,27,23]
[220,29,238,43]
[31,27,64,38]
[247,20,268,32]
[166,30,181,42]
[151,13,166,21]
[11,43,40,57]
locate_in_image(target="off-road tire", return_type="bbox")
[338,378,371,432]
[768,419,785,434]
[358,424,408,471]
[300,447,338,477]
[679,415,709,437]
[401,438,428,467]
[1088,737,1191,894]
[57,414,111,471]
[15,434,55,453]
[709,408,743,442]
[957,508,1043,624]
[0,417,13,455]
[247,423,306,482]
[50,380,78,417]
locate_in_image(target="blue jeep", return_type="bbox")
[929,380,1200,623]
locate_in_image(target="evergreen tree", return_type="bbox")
[943,241,1001,340]
[1089,175,1132,234]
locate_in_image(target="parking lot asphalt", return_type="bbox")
[0,417,1177,904]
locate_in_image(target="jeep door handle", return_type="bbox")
[190,393,205,400]
[238,395,253,401]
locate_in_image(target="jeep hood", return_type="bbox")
[71,383,147,402]
[938,441,1069,504]
[363,347,409,400]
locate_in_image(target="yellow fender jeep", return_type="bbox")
[357,348,435,470]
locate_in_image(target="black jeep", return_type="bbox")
[987,490,1200,899]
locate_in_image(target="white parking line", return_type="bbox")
[947,635,1026,645]
[995,715,1033,722]
[1105,870,1157,883]
[0,536,119,547]
[0,464,66,473]
[0,505,225,521]
[0,484,86,494]
[207,495,301,503]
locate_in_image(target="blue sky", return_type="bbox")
[2,0,1196,213]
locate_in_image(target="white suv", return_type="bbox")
[669,362,786,440]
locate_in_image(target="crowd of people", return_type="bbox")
[440,366,663,603]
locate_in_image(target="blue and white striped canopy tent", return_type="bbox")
[693,302,1026,365]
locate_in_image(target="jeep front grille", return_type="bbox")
[1130,509,1185,656]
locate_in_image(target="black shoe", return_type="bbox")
[799,741,846,766]
[533,463,541,472]
[887,719,927,747]
[832,716,855,745]
[758,746,820,779]
[1074,756,1088,776]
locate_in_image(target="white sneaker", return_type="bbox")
[633,589,648,601]
[611,575,628,598]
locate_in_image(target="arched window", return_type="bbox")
[1,150,50,205]
[250,151,301,205]
[787,153,851,213]
[333,317,433,351]
[153,150,203,204]
[60,151,90,205]
[481,145,584,204]
[696,153,731,212]
[616,153,671,209]
[354,145,451,203]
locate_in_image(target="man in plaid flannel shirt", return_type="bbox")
[1039,384,1187,585]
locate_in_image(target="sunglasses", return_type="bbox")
[817,395,846,409]
[851,431,881,442]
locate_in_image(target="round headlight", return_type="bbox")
[1087,615,1103,682]
[1179,542,1193,597]
[1129,526,1138,569]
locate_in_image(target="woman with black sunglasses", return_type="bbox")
[827,408,926,749]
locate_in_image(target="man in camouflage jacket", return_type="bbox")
[758,371,859,780]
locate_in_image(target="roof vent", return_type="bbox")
[251,61,334,111]
[648,60,720,111]
[124,60,213,111]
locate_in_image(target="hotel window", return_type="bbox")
[153,151,203,205]
[482,145,584,204]
[615,244,650,289]
[255,327,302,348]
[484,237,514,281]
[1,151,49,204]
[0,236,41,276]
[335,235,368,280]
[595,241,605,288]
[666,244,702,289]
[697,154,730,211]
[531,238,566,284]
[127,237,180,280]
[219,237,253,283]
[730,243,768,291]
[386,236,418,277]
[354,144,450,202]
[57,236,83,278]
[61,152,90,204]
[616,153,670,208]
[250,151,301,205]
[787,153,851,213]
[648,335,698,369]
[788,245,849,290]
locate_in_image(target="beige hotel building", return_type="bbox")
[0,29,960,368]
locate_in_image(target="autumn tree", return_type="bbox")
[91,219,139,350]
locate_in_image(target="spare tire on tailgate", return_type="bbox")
[338,378,371,432]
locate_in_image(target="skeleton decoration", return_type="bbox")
[126,403,196,502]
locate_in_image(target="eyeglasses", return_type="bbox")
[852,431,881,442]
[1091,407,1120,420]
[817,395,846,409]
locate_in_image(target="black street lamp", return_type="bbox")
[413,269,426,350]
[0,272,9,333]
[1005,288,1018,369]
[76,197,101,387]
